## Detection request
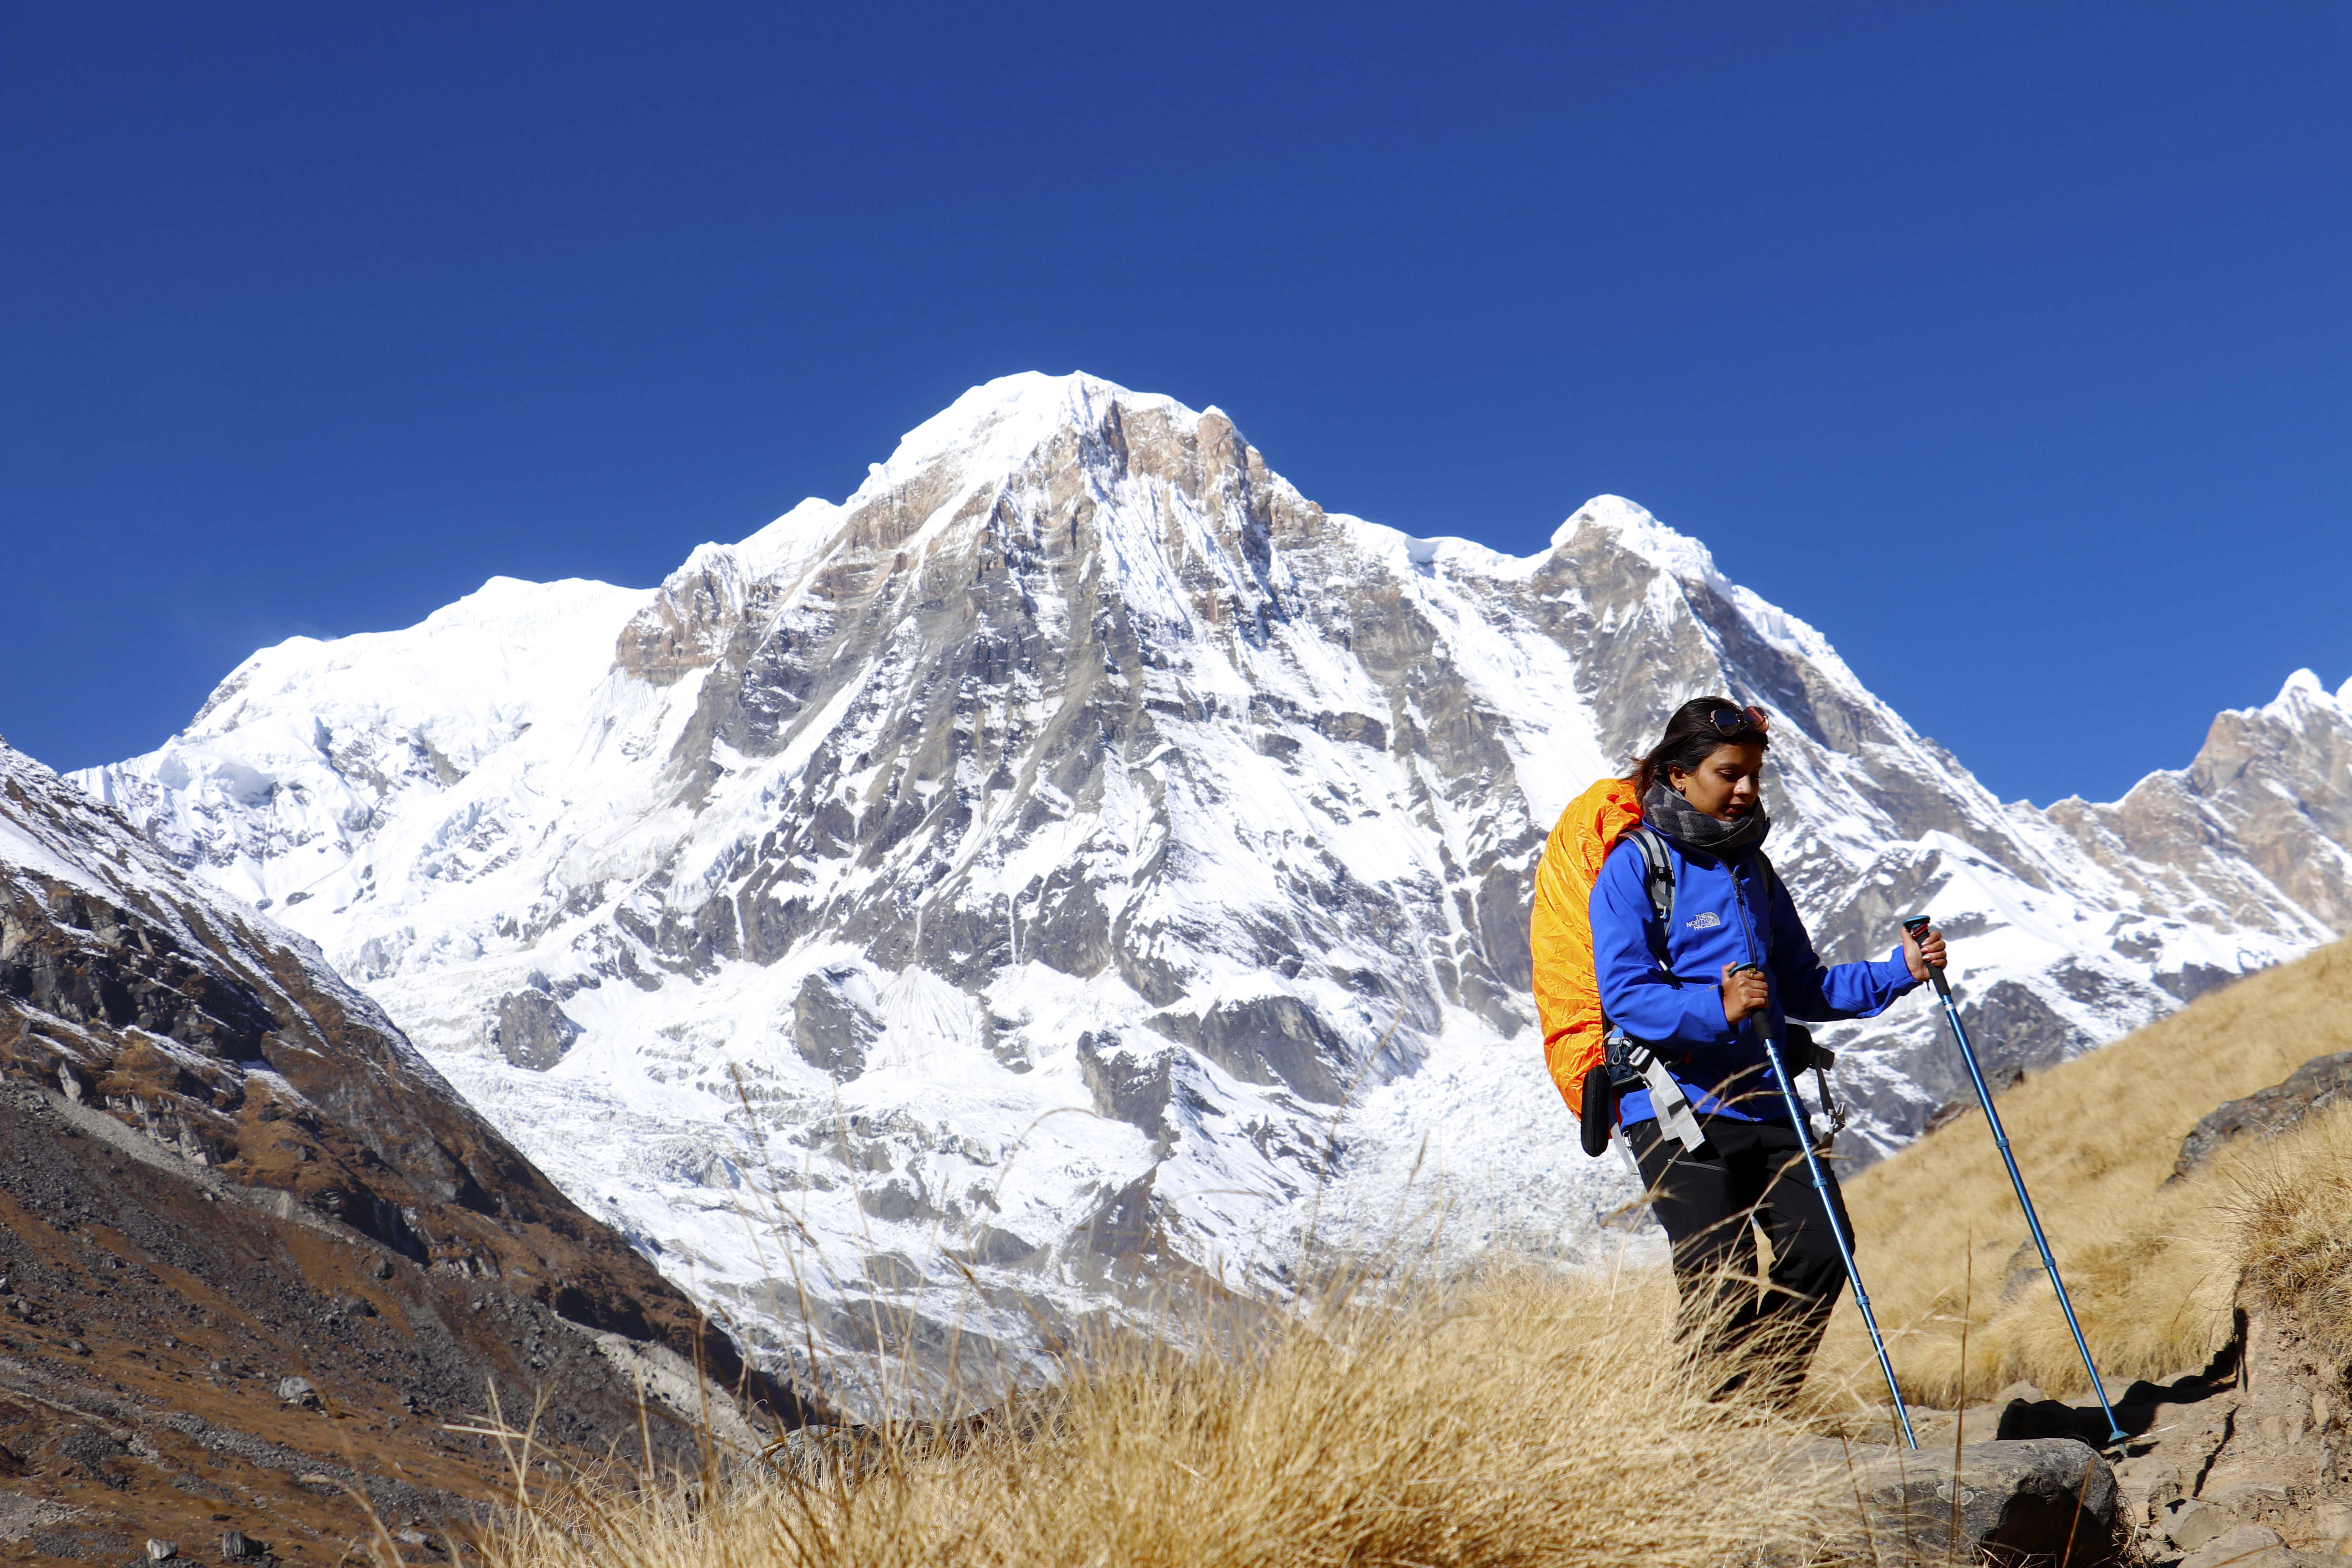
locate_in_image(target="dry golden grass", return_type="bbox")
[1812,935,2352,1410]
[461,1263,1900,1568]
[2228,1105,2352,1343]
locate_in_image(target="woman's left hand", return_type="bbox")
[1903,924,1947,981]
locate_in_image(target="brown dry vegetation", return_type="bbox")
[464,1266,1894,1568]
[1811,935,2352,1411]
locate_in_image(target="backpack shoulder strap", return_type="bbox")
[1625,825,1676,929]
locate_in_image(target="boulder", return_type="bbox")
[2174,1052,2352,1179]
[1809,1437,2122,1566]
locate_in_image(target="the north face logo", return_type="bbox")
[1686,911,1721,930]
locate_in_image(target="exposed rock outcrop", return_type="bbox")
[493,987,584,1071]
[2174,1053,2352,1179]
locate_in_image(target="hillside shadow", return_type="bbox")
[1994,1314,2243,1452]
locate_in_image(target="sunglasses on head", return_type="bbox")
[1706,705,1769,737]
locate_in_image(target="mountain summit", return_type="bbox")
[77,372,2352,1389]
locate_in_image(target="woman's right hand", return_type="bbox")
[1720,962,1771,1025]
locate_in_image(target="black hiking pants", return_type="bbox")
[1630,1114,1850,1403]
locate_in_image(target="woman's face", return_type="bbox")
[1668,741,1765,822]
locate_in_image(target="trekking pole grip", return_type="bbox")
[1900,915,1955,1000]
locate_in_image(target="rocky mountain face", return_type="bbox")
[2045,668,2352,938]
[69,372,2352,1401]
[0,739,818,1552]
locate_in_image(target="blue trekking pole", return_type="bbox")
[1732,964,1917,1449]
[1901,917,2127,1446]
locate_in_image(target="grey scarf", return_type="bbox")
[1642,780,1771,861]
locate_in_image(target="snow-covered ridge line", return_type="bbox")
[68,370,2352,1393]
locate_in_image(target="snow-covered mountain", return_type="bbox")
[72,372,2352,1399]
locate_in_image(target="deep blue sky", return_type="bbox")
[5,3,2347,804]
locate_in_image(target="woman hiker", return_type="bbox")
[1579,697,1944,1399]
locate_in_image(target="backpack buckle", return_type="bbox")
[1601,1028,1647,1092]
[1604,1028,1708,1155]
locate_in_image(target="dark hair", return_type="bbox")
[1628,695,1770,798]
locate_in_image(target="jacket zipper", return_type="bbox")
[1731,859,1763,969]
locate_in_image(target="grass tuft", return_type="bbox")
[2225,1106,2352,1341]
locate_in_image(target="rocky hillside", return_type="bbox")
[0,739,821,1557]
[69,372,2352,1392]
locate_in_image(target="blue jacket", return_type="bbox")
[1591,831,1920,1124]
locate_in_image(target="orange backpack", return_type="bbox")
[1528,777,1648,1119]
[1531,777,1807,1161]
